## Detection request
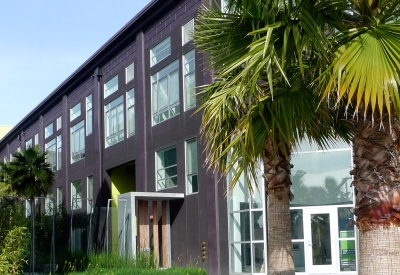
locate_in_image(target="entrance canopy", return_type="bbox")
[117,192,184,266]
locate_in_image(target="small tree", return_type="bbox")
[0,146,55,274]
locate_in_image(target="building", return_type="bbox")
[0,0,358,274]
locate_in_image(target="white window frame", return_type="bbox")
[45,123,53,138]
[156,146,178,191]
[26,138,33,149]
[70,102,82,121]
[57,116,62,131]
[57,135,62,170]
[152,60,180,125]
[127,88,135,137]
[183,50,196,110]
[70,120,85,163]
[86,94,93,135]
[71,180,82,210]
[87,176,94,214]
[34,133,39,146]
[186,138,198,194]
[182,19,194,45]
[45,138,57,172]
[105,95,125,148]
[104,75,118,98]
[126,63,134,83]
[150,37,171,66]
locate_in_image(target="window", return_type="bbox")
[57,135,62,170]
[34,133,39,145]
[182,19,194,45]
[184,50,196,110]
[104,75,118,98]
[71,180,82,210]
[151,37,171,66]
[156,146,177,190]
[86,94,93,135]
[186,139,198,194]
[45,138,57,171]
[57,187,63,207]
[87,176,93,214]
[71,120,85,163]
[126,63,134,83]
[152,60,180,125]
[45,194,54,216]
[45,123,53,138]
[70,102,81,121]
[26,138,33,149]
[229,167,266,274]
[105,95,124,147]
[57,116,62,131]
[127,88,135,136]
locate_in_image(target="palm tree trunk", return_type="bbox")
[351,109,400,274]
[263,140,295,275]
[29,196,35,275]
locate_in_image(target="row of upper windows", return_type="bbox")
[5,18,195,166]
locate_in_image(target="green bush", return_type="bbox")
[67,267,207,275]
[0,226,29,274]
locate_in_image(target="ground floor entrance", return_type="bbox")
[291,206,357,274]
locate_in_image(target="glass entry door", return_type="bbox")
[303,208,338,274]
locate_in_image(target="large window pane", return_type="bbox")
[230,212,250,242]
[252,211,263,241]
[152,60,180,125]
[126,63,134,83]
[184,50,196,110]
[253,243,265,273]
[156,146,177,190]
[127,88,135,136]
[45,123,53,138]
[291,209,304,239]
[71,180,82,210]
[291,150,353,206]
[182,19,194,45]
[105,95,124,147]
[104,75,118,98]
[339,240,357,271]
[186,139,198,194]
[151,37,171,66]
[71,120,85,163]
[231,243,251,273]
[86,94,93,135]
[45,138,56,171]
[70,103,81,121]
[293,242,306,272]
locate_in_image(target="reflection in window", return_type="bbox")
[45,138,56,171]
[104,75,118,98]
[156,146,177,190]
[126,63,134,83]
[152,60,180,125]
[182,19,194,45]
[71,120,85,163]
[86,94,93,135]
[70,103,81,121]
[183,50,196,110]
[45,123,53,138]
[71,180,82,210]
[151,37,171,66]
[291,150,353,206]
[105,95,124,147]
[127,89,135,136]
[338,207,357,271]
[186,139,198,194]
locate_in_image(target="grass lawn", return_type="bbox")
[67,267,207,275]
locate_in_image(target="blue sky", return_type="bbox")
[0,1,149,126]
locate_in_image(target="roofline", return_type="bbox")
[1,0,181,146]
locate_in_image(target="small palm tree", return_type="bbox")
[194,0,351,273]
[319,1,400,273]
[0,145,55,274]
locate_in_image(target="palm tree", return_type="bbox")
[194,0,351,274]
[319,1,400,273]
[0,146,55,274]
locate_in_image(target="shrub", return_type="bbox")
[0,226,29,274]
